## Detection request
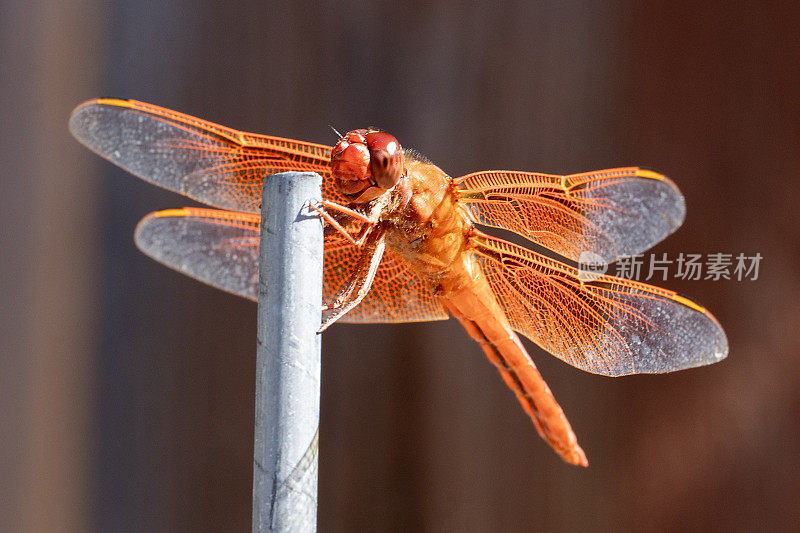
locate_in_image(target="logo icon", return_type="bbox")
[577,251,608,283]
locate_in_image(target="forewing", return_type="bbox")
[456,168,685,263]
[134,208,448,323]
[69,98,346,212]
[472,231,728,376]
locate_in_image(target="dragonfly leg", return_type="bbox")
[309,202,360,246]
[319,226,387,332]
[316,199,375,224]
[308,200,378,248]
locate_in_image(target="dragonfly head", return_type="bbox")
[330,129,404,203]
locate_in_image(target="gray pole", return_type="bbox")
[253,172,323,532]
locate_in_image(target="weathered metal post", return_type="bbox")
[253,172,323,532]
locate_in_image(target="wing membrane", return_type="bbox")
[134,209,261,297]
[69,98,346,212]
[323,230,449,323]
[456,167,685,263]
[471,231,727,376]
[134,208,448,323]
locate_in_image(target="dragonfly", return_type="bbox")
[69,98,728,466]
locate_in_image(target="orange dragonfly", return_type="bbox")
[69,98,728,466]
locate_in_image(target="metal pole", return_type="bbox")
[253,172,323,532]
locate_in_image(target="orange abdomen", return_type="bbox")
[386,158,587,465]
[436,253,587,466]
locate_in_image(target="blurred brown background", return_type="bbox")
[2,1,799,531]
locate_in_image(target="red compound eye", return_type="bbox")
[365,131,403,189]
[331,141,370,181]
[330,129,404,199]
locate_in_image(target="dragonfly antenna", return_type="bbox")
[329,124,344,140]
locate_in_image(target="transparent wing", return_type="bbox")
[134,208,448,323]
[471,231,728,376]
[134,208,262,298]
[456,167,685,264]
[69,98,347,212]
[323,229,449,323]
